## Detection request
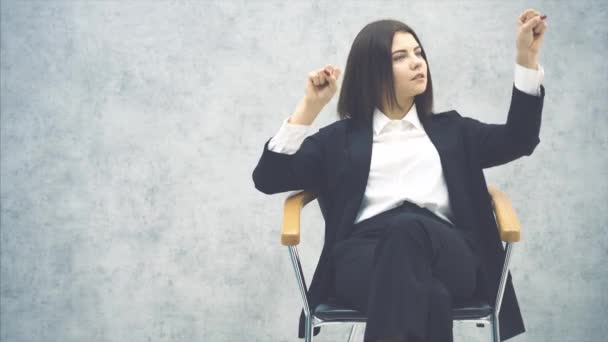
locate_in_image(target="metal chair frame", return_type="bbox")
[281,185,521,342]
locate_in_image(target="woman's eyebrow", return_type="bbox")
[392,46,421,55]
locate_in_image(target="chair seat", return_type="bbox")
[314,301,367,322]
[314,297,493,322]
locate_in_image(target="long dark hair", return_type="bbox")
[337,19,434,126]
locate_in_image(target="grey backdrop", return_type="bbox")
[1,1,607,341]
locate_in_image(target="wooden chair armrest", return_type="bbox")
[487,184,521,243]
[279,186,521,244]
[281,191,318,246]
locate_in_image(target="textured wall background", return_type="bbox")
[1,1,606,341]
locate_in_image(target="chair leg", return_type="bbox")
[347,324,359,342]
[304,316,314,342]
[492,314,501,342]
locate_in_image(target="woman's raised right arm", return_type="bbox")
[252,65,341,194]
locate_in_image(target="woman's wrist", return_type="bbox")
[289,98,324,125]
[516,52,539,70]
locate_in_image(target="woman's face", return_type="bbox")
[390,32,428,102]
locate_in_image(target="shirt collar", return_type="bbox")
[372,103,422,135]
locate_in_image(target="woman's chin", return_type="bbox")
[414,85,427,95]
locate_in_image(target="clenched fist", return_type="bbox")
[288,65,342,125]
[304,64,342,109]
[516,8,548,68]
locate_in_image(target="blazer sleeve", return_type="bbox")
[458,84,545,169]
[252,126,330,195]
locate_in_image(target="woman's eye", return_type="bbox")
[394,52,423,61]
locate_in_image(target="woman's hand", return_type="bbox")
[515,8,548,69]
[304,65,342,109]
[288,65,342,125]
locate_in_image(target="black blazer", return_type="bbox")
[253,84,545,340]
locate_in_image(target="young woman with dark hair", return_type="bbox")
[253,9,547,342]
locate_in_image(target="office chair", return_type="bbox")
[281,185,521,342]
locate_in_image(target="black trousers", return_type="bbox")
[331,201,481,342]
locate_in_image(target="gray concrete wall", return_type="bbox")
[1,1,606,341]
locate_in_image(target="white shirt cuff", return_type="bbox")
[267,117,312,155]
[514,62,544,96]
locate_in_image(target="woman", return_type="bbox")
[253,9,547,342]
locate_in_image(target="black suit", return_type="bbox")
[252,84,545,340]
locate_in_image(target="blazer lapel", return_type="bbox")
[421,113,470,229]
[421,113,455,176]
[335,120,373,240]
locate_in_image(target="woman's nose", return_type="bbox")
[411,59,423,70]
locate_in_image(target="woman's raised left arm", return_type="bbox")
[458,8,548,169]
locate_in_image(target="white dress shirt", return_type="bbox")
[268,63,544,225]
